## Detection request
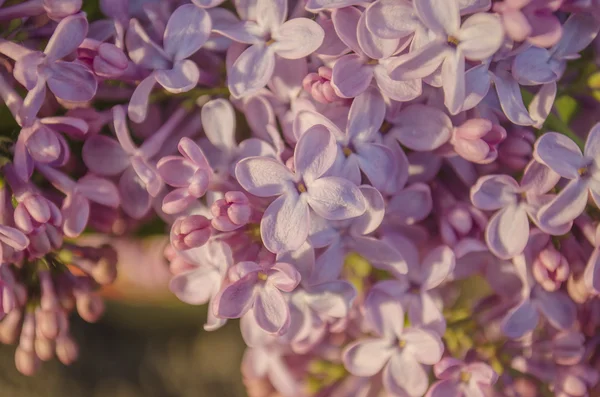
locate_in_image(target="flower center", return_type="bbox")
[460,371,471,383]
[342,147,353,157]
[266,38,276,46]
[367,58,379,65]
[297,182,307,193]
[257,272,268,281]
[380,121,392,134]
[578,166,590,177]
[398,339,407,348]
[448,36,460,47]
[246,223,262,243]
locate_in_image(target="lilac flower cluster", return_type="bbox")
[0,0,600,395]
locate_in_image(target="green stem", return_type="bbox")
[149,86,230,104]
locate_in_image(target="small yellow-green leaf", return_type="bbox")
[555,95,578,123]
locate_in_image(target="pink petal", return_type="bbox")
[272,18,325,60]
[269,262,301,292]
[119,167,151,219]
[62,193,90,238]
[201,98,237,151]
[215,275,256,318]
[343,338,394,377]
[82,135,130,176]
[261,193,310,254]
[128,74,157,123]
[294,125,337,182]
[365,0,419,40]
[306,177,366,220]
[75,175,120,207]
[254,285,289,334]
[235,157,294,197]
[170,267,218,304]
[357,11,400,60]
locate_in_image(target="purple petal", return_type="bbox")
[512,47,557,85]
[201,98,237,151]
[421,246,455,290]
[470,175,519,211]
[47,61,97,102]
[350,185,386,235]
[584,123,600,159]
[157,157,196,187]
[353,236,408,276]
[331,7,363,54]
[365,0,419,39]
[256,0,287,32]
[389,41,450,80]
[584,248,600,294]
[131,156,162,197]
[485,204,530,259]
[261,193,310,253]
[44,13,88,61]
[414,0,460,35]
[383,351,429,397]
[462,63,491,111]
[457,13,504,60]
[426,380,461,397]
[492,67,535,126]
[392,104,452,151]
[170,267,218,304]
[75,175,120,207]
[552,13,599,60]
[254,285,289,334]
[534,132,585,179]
[537,179,589,229]
[19,79,47,126]
[343,338,394,377]
[307,177,365,220]
[312,241,345,283]
[331,54,373,99]
[155,60,199,93]
[294,125,337,183]
[373,64,422,102]
[112,105,137,154]
[534,288,576,331]
[163,5,211,61]
[403,328,444,365]
[501,299,539,339]
[128,74,157,123]
[357,11,400,60]
[272,18,325,60]
[229,44,276,98]
[442,51,466,115]
[0,226,29,250]
[119,167,151,219]
[347,87,385,142]
[269,262,301,292]
[162,188,196,214]
[235,157,294,197]
[386,183,432,225]
[215,275,256,318]
[355,143,398,192]
[407,293,446,336]
[62,193,90,238]
[82,135,130,175]
[125,19,170,70]
[529,82,557,129]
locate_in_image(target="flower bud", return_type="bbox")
[498,128,536,171]
[35,335,55,361]
[78,39,129,79]
[56,333,78,365]
[75,292,105,323]
[452,119,507,164]
[43,0,82,20]
[171,215,212,250]
[533,247,570,291]
[211,191,252,232]
[302,67,343,104]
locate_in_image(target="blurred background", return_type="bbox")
[0,236,247,397]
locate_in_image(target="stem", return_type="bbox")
[149,86,230,104]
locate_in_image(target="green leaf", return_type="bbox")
[554,95,578,124]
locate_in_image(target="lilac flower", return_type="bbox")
[36,165,120,238]
[235,125,366,253]
[9,13,97,124]
[157,137,212,214]
[426,358,498,397]
[83,105,186,219]
[451,118,507,164]
[213,261,300,334]
[329,6,422,101]
[533,126,600,230]
[125,4,211,122]
[532,246,569,292]
[501,229,577,339]
[170,215,212,251]
[170,241,232,331]
[366,243,455,335]
[295,87,399,192]
[214,0,324,97]
[343,300,444,397]
[389,0,504,114]
[470,160,565,259]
